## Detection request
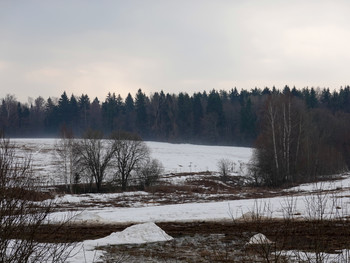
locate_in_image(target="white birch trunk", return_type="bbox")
[268,102,279,173]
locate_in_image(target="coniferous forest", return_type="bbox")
[2,85,350,185]
[1,86,350,148]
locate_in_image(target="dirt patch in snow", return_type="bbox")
[93,220,350,262]
[27,220,350,251]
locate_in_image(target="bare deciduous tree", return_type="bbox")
[75,130,116,192]
[74,130,162,192]
[112,132,150,191]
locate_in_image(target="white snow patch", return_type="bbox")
[92,222,173,246]
[68,222,172,263]
[286,173,350,192]
[247,233,274,245]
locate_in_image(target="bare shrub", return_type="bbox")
[230,200,288,263]
[137,158,164,189]
[281,194,299,221]
[217,158,232,182]
[246,161,262,186]
[0,136,73,262]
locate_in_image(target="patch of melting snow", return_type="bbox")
[247,233,274,245]
[285,173,350,193]
[68,222,173,263]
[55,191,149,204]
[99,222,173,245]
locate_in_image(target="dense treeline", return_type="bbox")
[252,91,350,186]
[1,86,350,149]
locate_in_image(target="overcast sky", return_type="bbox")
[1,0,350,102]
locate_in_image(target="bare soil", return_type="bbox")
[30,220,350,251]
[21,219,350,262]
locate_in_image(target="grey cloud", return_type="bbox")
[1,0,350,102]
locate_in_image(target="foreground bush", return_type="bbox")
[0,136,73,262]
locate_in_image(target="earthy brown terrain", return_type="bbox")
[19,172,350,262]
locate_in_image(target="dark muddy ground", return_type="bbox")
[102,220,350,262]
[26,220,350,262]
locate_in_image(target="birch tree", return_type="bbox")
[253,94,305,186]
[55,127,78,193]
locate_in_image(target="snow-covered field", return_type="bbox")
[12,138,252,185]
[10,139,350,262]
[49,176,350,225]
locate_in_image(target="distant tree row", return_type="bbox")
[1,86,350,147]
